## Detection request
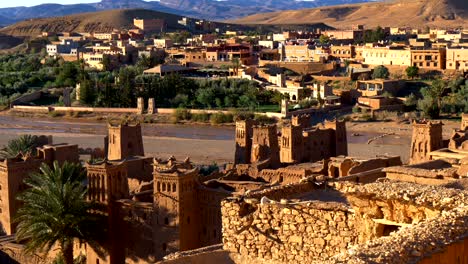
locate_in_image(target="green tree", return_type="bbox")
[406,66,419,79]
[136,54,152,69]
[0,135,40,158]
[78,79,95,105]
[319,35,330,45]
[418,79,448,118]
[372,65,389,79]
[101,56,112,72]
[15,161,105,264]
[231,58,241,76]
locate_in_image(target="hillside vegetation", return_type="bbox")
[231,0,468,28]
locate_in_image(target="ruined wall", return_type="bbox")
[221,198,357,263]
[197,188,231,247]
[251,125,280,168]
[418,238,468,264]
[235,120,256,164]
[410,122,443,164]
[322,120,348,157]
[331,185,468,264]
[115,200,156,264]
[0,158,42,235]
[280,125,304,164]
[302,128,335,162]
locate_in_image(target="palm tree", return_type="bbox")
[0,135,39,159]
[15,161,105,264]
[231,58,241,76]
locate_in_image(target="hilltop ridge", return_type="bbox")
[231,0,468,28]
[0,9,187,37]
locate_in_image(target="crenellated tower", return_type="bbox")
[234,119,256,164]
[322,119,348,157]
[251,124,280,168]
[280,124,304,164]
[153,160,200,260]
[107,122,144,161]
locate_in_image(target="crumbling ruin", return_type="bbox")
[235,115,348,167]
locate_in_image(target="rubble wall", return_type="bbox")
[221,198,357,262]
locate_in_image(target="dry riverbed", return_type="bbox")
[0,111,460,165]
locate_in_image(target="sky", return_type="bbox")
[0,0,100,8]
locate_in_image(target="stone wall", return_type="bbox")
[331,204,468,264]
[220,181,467,264]
[221,196,357,262]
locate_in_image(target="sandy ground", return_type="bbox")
[0,113,461,165]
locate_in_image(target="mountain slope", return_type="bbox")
[231,0,468,28]
[0,9,187,37]
[0,0,377,26]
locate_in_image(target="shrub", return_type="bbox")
[372,65,389,79]
[352,106,361,113]
[374,111,398,121]
[172,108,191,122]
[231,109,255,121]
[360,114,375,122]
[48,111,61,117]
[143,115,155,123]
[253,114,276,124]
[210,112,234,124]
[191,112,211,122]
[199,163,219,176]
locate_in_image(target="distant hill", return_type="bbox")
[0,8,334,38]
[0,9,188,37]
[0,0,377,26]
[231,0,468,29]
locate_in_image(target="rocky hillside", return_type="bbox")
[231,0,468,29]
[0,9,187,37]
[0,0,376,26]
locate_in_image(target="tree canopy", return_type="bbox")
[15,161,106,264]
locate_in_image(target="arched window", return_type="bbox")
[173,183,177,192]
[164,217,169,225]
[162,183,166,192]
[157,182,161,192]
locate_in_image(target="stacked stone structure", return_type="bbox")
[220,181,468,264]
